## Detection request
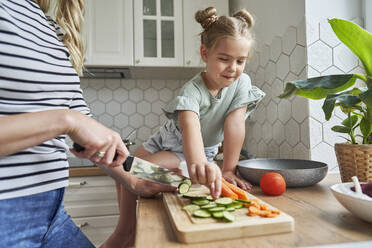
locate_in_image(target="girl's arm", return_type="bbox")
[178,110,222,199]
[222,106,252,190]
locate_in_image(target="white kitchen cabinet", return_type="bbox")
[133,0,183,66]
[83,0,133,66]
[64,176,119,247]
[183,0,229,67]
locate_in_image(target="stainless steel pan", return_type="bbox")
[237,158,328,187]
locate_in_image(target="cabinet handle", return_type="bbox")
[78,222,89,228]
[186,60,191,65]
[135,59,140,64]
[68,181,87,187]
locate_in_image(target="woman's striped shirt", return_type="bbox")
[0,0,90,200]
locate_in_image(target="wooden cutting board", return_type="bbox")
[163,184,294,243]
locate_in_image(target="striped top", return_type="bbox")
[0,0,90,200]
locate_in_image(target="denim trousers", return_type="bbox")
[0,188,95,248]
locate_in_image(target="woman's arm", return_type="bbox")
[178,110,221,198]
[222,106,252,190]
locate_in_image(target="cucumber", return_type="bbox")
[193,209,211,218]
[206,196,214,201]
[208,206,226,212]
[223,211,235,222]
[182,204,200,212]
[228,202,243,209]
[226,207,236,212]
[236,199,251,204]
[212,211,224,219]
[200,202,217,209]
[182,194,207,200]
[178,183,190,194]
[215,197,233,205]
[183,178,192,186]
[192,199,210,206]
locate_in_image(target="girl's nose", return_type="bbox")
[228,61,236,72]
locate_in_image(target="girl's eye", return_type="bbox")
[237,60,245,65]
[218,58,228,61]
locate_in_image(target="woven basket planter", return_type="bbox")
[334,143,372,182]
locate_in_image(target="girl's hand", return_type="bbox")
[66,110,129,167]
[222,170,252,191]
[188,161,222,199]
[130,175,178,197]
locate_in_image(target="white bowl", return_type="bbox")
[330,182,372,223]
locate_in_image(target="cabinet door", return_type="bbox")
[134,0,183,66]
[183,0,229,67]
[84,0,133,66]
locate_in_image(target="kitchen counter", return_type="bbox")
[135,174,372,247]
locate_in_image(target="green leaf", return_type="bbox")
[341,115,358,128]
[360,117,372,138]
[359,89,372,122]
[331,125,351,133]
[322,90,362,120]
[329,19,372,76]
[279,74,356,99]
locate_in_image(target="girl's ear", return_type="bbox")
[200,44,208,62]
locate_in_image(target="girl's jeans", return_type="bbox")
[0,188,95,248]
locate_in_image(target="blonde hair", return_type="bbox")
[195,7,255,51]
[35,0,85,75]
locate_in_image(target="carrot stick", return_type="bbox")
[221,181,238,200]
[222,178,249,201]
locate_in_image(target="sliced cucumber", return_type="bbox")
[226,207,236,212]
[182,204,200,212]
[208,206,226,212]
[228,202,243,209]
[183,178,192,186]
[223,211,235,222]
[212,211,224,219]
[236,199,251,204]
[182,194,207,200]
[193,209,211,218]
[200,202,217,209]
[178,183,190,194]
[206,196,214,201]
[215,197,233,205]
[192,199,210,206]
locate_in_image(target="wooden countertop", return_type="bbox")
[135,173,372,247]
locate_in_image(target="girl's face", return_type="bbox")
[201,37,250,90]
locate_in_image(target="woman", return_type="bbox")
[0,0,175,247]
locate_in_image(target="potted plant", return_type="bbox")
[279,18,372,182]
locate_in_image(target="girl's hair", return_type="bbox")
[35,0,85,75]
[195,7,255,51]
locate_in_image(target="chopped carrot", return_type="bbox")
[260,204,269,210]
[221,181,238,200]
[271,209,281,215]
[222,178,250,201]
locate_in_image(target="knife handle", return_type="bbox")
[73,142,119,160]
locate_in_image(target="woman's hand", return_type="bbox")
[129,175,178,197]
[66,110,129,167]
[222,170,252,191]
[188,161,222,199]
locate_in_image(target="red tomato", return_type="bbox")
[260,172,286,196]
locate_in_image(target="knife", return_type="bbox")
[73,142,188,187]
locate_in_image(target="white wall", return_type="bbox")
[305,0,362,22]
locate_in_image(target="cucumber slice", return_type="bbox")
[212,211,224,219]
[208,206,226,212]
[223,211,235,222]
[182,204,200,212]
[192,199,210,206]
[193,209,211,218]
[206,196,214,201]
[178,183,190,194]
[236,199,251,204]
[183,178,192,186]
[228,202,244,209]
[200,202,217,209]
[182,194,207,200]
[226,207,236,212]
[215,197,233,205]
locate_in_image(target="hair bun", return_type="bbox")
[195,7,218,30]
[233,9,254,28]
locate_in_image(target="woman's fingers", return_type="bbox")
[188,164,198,184]
[196,164,207,185]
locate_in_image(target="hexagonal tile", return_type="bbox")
[260,45,270,67]
[113,88,129,103]
[319,19,340,48]
[284,72,298,86]
[90,101,105,115]
[309,117,323,148]
[267,101,278,124]
[247,51,260,72]
[321,66,343,76]
[247,140,258,157]
[296,17,306,46]
[279,141,292,158]
[144,88,159,103]
[159,88,173,102]
[137,126,152,141]
[270,36,282,62]
[253,122,262,142]
[271,78,284,104]
[106,101,121,116]
[292,142,309,160]
[89,78,105,90]
[292,97,308,123]
[285,119,300,146]
[136,79,151,90]
[129,88,144,103]
[267,141,279,158]
[122,101,136,115]
[152,79,166,90]
[261,83,271,106]
[83,87,97,103]
[311,142,337,170]
[273,120,285,145]
[144,113,159,128]
[255,104,266,124]
[121,79,136,90]
[151,100,164,115]
[290,45,306,75]
[333,44,359,73]
[98,88,113,103]
[323,115,347,145]
[105,79,121,90]
[159,115,167,125]
[306,19,319,45]
[334,107,347,120]
[264,61,276,84]
[282,26,297,55]
[129,113,144,128]
[278,99,291,123]
[262,121,273,143]
[308,40,333,72]
[255,67,265,86]
[309,99,326,123]
[114,113,129,129]
[276,54,290,80]
[299,66,307,80]
[300,118,310,148]
[308,66,321,78]
[165,80,180,90]
[137,102,151,115]
[99,113,113,127]
[80,78,89,89]
[258,140,267,158]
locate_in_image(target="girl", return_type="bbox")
[104,6,265,248]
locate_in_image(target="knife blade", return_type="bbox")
[123,155,188,187]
